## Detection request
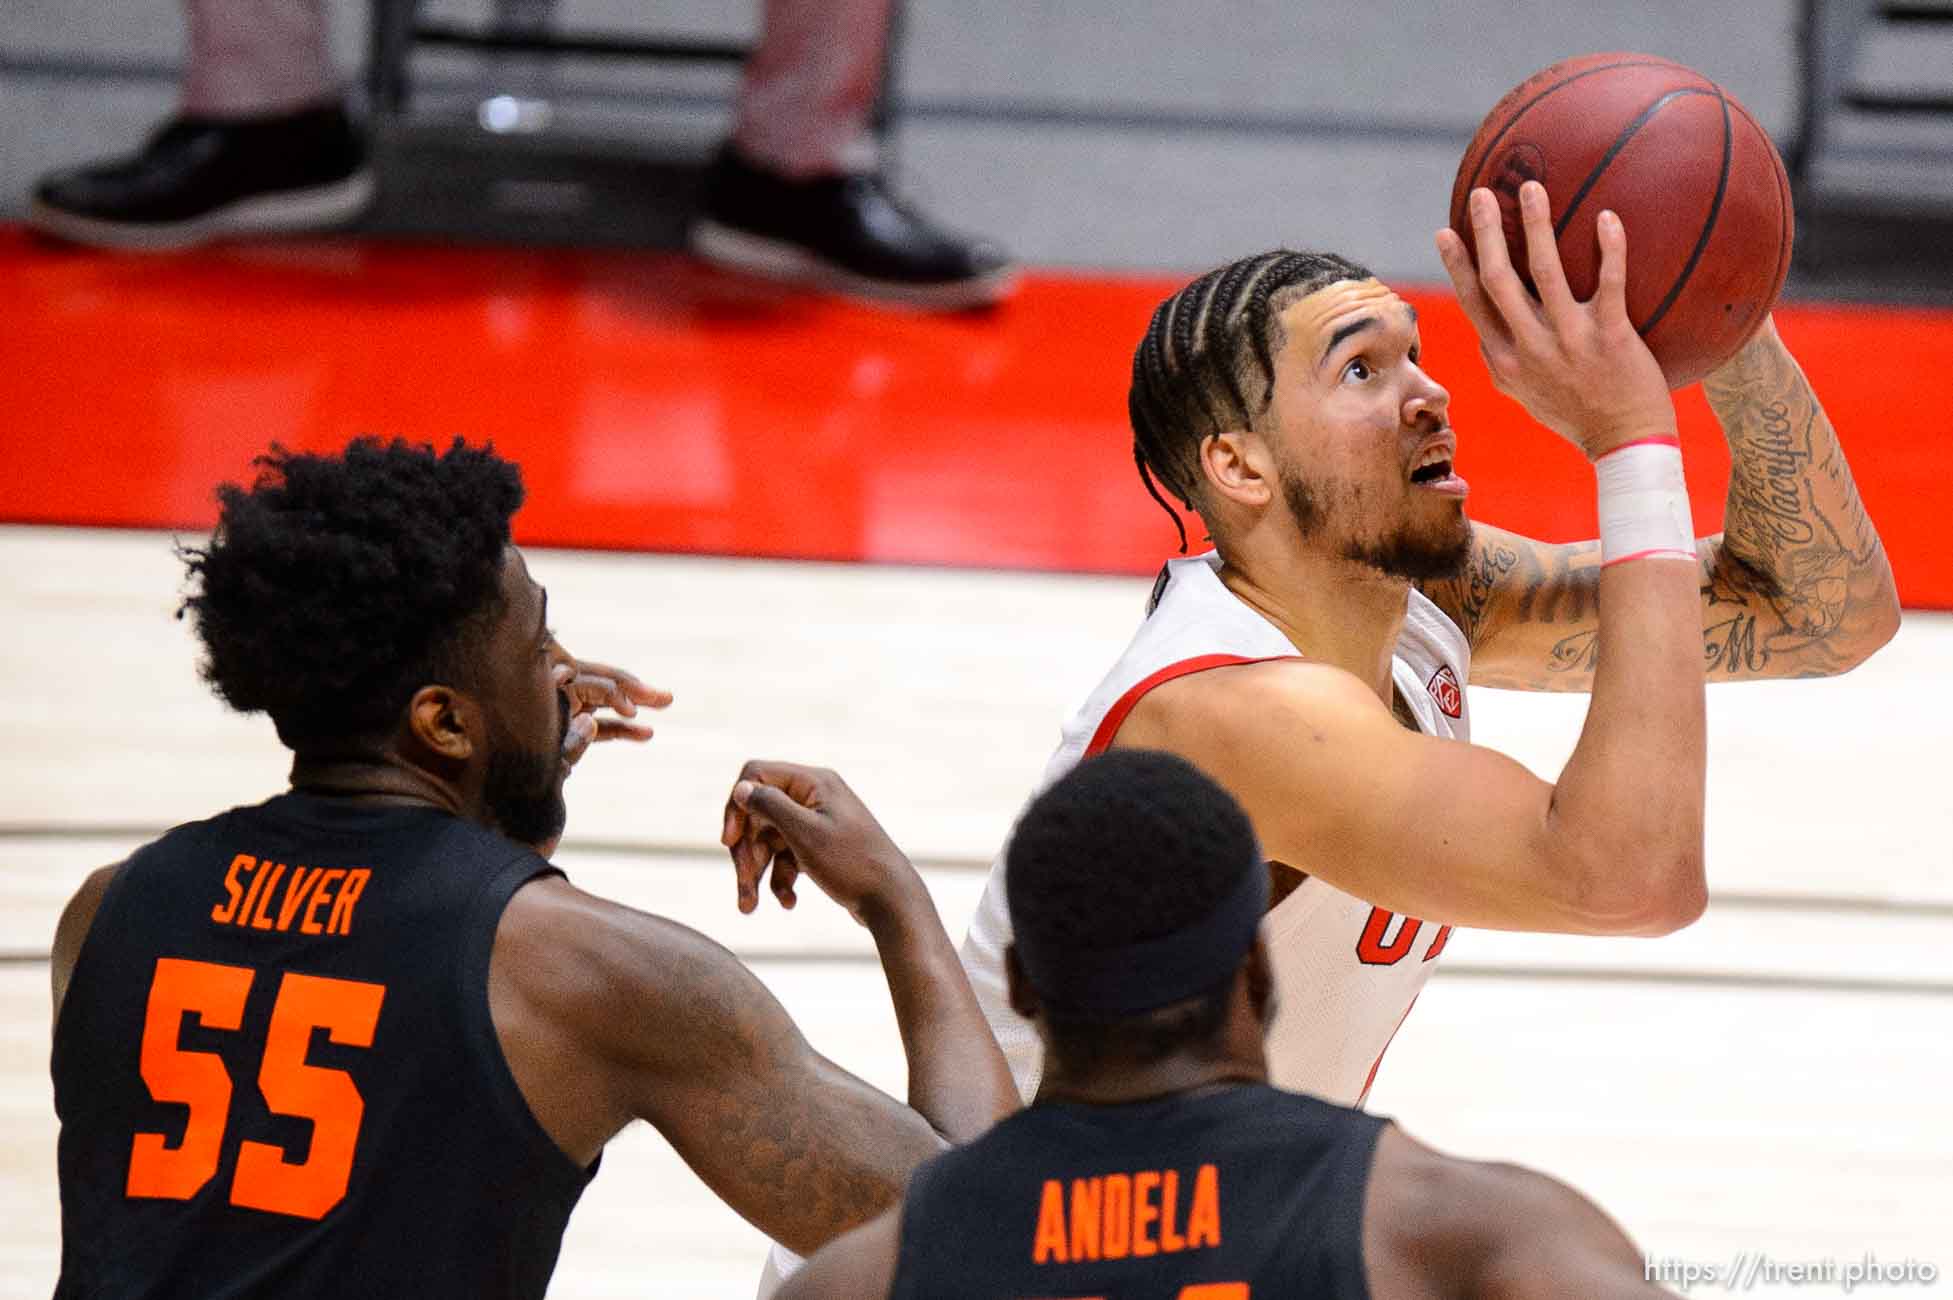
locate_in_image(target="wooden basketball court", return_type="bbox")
[2,232,1948,1296]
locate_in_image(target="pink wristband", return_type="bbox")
[1594,438,1695,567]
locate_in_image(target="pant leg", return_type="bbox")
[730,0,896,178]
[182,0,338,117]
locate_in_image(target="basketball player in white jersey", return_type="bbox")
[752,183,1897,1293]
[953,182,1901,1106]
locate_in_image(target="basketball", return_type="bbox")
[1449,52,1794,389]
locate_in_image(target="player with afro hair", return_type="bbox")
[50,435,1021,1299]
[179,436,524,750]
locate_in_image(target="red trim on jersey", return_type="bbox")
[1356,994,1420,1108]
[1083,653,1304,757]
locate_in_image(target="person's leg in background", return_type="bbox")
[29,0,371,249]
[692,0,1017,308]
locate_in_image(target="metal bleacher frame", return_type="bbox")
[366,2,741,116]
[363,0,904,145]
[1794,0,1953,213]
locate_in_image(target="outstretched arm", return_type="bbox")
[492,880,970,1257]
[722,761,1017,1145]
[1366,1125,1677,1299]
[496,758,1012,1255]
[1422,320,1900,691]
[774,1205,903,1300]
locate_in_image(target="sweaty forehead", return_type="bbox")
[1274,278,1412,363]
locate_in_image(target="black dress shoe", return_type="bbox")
[29,103,374,251]
[690,147,1018,309]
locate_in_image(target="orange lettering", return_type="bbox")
[122,959,386,1221]
[326,869,369,936]
[126,958,254,1200]
[1032,1179,1068,1263]
[235,860,274,929]
[273,867,323,932]
[1101,1173,1132,1259]
[247,863,287,930]
[1133,1170,1161,1257]
[1069,1177,1102,1261]
[210,854,253,924]
[1158,1168,1186,1252]
[301,870,344,936]
[1185,1164,1222,1249]
[232,971,386,1218]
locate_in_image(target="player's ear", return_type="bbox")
[1244,934,1275,1026]
[1197,430,1275,512]
[1004,944,1042,1020]
[405,684,477,763]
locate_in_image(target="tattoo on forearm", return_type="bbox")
[668,961,919,1253]
[707,1077,896,1250]
[1444,332,1892,691]
[1693,331,1894,677]
[1513,540,1602,626]
[1423,537,1592,658]
[1428,539,1519,644]
[1722,398,1814,561]
[1429,534,1515,644]
[1464,542,1517,634]
[1547,627,1599,675]
[1701,609,1768,675]
[1817,442,1879,565]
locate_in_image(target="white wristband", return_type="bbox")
[1594,437,1695,567]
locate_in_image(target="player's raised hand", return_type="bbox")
[556,657,673,768]
[720,761,922,925]
[1435,181,1673,459]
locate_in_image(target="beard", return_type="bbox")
[1281,465,1471,583]
[483,745,566,850]
[482,692,569,850]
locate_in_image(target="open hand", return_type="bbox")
[1435,181,1674,459]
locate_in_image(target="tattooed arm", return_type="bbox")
[1698,318,1900,675]
[1421,318,1901,691]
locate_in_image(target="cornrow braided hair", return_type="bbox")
[1128,249,1374,551]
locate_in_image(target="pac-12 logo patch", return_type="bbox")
[1426,664,1463,719]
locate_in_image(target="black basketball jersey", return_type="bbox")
[52,792,595,1299]
[889,1083,1384,1300]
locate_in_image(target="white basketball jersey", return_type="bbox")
[757,556,1474,1300]
[959,552,1473,1108]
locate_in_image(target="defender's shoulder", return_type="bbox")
[52,861,128,1018]
[1364,1124,1561,1262]
[493,874,771,1064]
[498,875,732,994]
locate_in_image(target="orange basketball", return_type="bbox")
[1449,52,1794,388]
